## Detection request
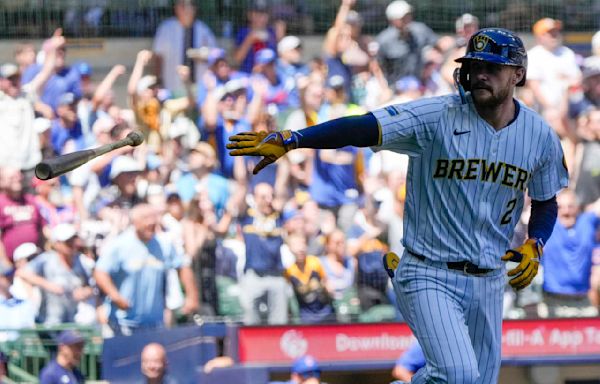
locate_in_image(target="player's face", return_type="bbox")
[469,61,517,107]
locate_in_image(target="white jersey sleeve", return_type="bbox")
[371,97,447,157]
[527,128,569,201]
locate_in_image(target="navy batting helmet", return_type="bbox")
[455,28,527,90]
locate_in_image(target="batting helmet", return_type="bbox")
[455,28,527,91]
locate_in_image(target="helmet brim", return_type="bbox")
[455,52,521,66]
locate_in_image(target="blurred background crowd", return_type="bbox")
[0,0,599,346]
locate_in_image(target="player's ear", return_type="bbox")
[513,67,525,86]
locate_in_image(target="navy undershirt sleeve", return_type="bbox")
[294,112,380,149]
[528,196,558,245]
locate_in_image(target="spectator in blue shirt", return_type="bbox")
[196,48,247,108]
[201,78,252,179]
[276,36,309,109]
[392,341,426,382]
[541,189,599,318]
[94,204,198,335]
[50,92,85,155]
[238,183,289,324]
[252,48,293,114]
[234,0,278,74]
[175,141,231,212]
[39,330,86,384]
[22,35,82,112]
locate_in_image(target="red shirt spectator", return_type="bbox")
[0,168,44,262]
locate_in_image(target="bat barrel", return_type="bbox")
[34,149,98,180]
[34,162,54,180]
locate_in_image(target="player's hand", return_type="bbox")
[501,238,543,290]
[383,252,400,279]
[227,130,298,174]
[112,295,131,311]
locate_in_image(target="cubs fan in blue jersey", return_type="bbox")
[227,28,568,384]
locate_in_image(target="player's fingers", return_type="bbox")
[229,147,263,156]
[227,141,258,150]
[383,252,400,279]
[228,132,258,142]
[253,157,274,174]
[506,259,528,276]
[514,272,535,290]
[509,264,534,286]
[230,131,256,138]
[501,250,522,262]
[511,260,539,290]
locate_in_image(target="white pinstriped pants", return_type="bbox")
[392,251,505,384]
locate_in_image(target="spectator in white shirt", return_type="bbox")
[152,0,216,95]
[526,18,581,170]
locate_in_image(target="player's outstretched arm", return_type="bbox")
[227,112,380,174]
[502,196,557,290]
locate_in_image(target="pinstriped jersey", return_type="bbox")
[372,94,569,269]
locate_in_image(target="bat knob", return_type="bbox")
[126,131,144,147]
[34,162,52,180]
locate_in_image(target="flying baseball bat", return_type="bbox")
[34,131,144,180]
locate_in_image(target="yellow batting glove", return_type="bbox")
[383,252,400,278]
[227,130,298,174]
[501,238,543,291]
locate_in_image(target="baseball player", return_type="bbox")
[227,28,568,383]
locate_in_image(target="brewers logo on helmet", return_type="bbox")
[454,28,528,91]
[473,35,490,51]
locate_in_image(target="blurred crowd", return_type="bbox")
[0,0,599,341]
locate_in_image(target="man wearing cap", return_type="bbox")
[270,355,323,384]
[95,155,144,233]
[375,0,438,84]
[196,48,248,109]
[202,78,252,178]
[0,35,66,171]
[252,48,293,112]
[50,92,85,155]
[234,0,278,73]
[153,0,216,95]
[0,167,45,264]
[277,36,308,108]
[574,57,600,115]
[39,330,86,384]
[17,223,94,326]
[0,62,43,172]
[527,18,581,140]
[95,203,198,335]
[441,13,480,85]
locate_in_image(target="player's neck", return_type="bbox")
[474,97,516,131]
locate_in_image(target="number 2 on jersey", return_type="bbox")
[500,198,517,225]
